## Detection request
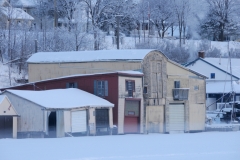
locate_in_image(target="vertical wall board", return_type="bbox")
[13,117,17,139]
[64,111,71,133]
[56,110,65,138]
[146,106,164,133]
[185,101,190,132]
[109,108,113,129]
[189,104,205,131]
[44,111,48,134]
[89,108,96,135]
[118,97,124,134]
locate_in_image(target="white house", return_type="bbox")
[185,56,240,111]
[1,88,114,138]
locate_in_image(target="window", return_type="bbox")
[94,80,108,97]
[126,80,135,97]
[143,86,148,94]
[66,82,78,88]
[174,81,180,88]
[210,73,215,79]
[194,85,199,90]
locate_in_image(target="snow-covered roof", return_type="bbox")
[11,0,37,8]
[0,7,34,20]
[5,88,114,109]
[0,70,143,90]
[27,49,155,63]
[206,81,240,94]
[204,58,240,78]
[186,57,240,79]
[0,95,6,103]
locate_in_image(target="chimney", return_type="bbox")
[198,51,205,58]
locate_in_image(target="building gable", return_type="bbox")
[186,58,239,81]
[0,95,18,116]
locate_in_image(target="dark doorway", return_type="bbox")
[96,109,109,135]
[48,112,56,138]
[0,116,13,138]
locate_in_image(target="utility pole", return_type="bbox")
[54,0,58,28]
[148,1,150,44]
[116,15,122,49]
[228,41,235,123]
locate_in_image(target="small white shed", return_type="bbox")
[0,95,19,139]
[1,88,114,138]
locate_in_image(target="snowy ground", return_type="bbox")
[0,132,240,160]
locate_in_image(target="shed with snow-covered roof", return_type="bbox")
[0,95,18,139]
[1,88,114,138]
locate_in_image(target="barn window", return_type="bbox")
[174,81,180,88]
[66,82,78,88]
[143,86,148,94]
[210,73,215,79]
[194,85,199,90]
[94,80,108,97]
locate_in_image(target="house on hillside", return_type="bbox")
[1,71,145,135]
[0,88,114,138]
[16,49,208,134]
[0,0,34,29]
[0,95,18,139]
[185,54,240,111]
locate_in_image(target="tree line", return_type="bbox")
[0,0,240,85]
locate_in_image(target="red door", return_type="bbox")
[124,116,139,133]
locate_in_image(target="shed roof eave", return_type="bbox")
[44,105,114,110]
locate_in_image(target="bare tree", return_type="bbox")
[200,0,240,41]
[150,0,175,38]
[173,0,190,46]
[80,0,115,50]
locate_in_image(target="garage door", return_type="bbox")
[169,104,185,133]
[0,116,13,138]
[124,101,140,133]
[71,110,87,133]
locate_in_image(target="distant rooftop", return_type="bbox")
[11,0,37,8]
[27,49,155,63]
[0,7,34,20]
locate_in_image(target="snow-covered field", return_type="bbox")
[0,132,239,160]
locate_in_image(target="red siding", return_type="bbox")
[2,73,119,126]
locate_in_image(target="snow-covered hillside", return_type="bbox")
[0,132,239,160]
[0,61,27,88]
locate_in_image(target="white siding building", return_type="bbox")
[1,88,114,138]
